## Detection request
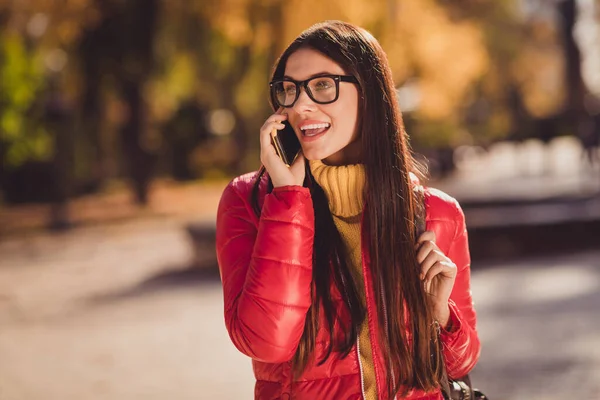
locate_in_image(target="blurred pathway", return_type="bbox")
[1,218,599,400]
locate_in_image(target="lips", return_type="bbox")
[299,120,331,139]
[303,126,329,136]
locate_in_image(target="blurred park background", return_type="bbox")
[1,0,600,399]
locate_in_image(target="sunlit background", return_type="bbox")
[1,0,599,399]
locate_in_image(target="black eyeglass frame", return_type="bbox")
[269,74,359,107]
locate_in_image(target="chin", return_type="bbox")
[302,149,329,162]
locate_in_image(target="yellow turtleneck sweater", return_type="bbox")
[309,159,377,400]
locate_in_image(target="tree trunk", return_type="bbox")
[116,0,158,205]
[558,0,586,117]
[120,80,153,204]
[45,77,74,230]
[78,31,106,188]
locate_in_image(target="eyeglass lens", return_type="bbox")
[272,77,337,106]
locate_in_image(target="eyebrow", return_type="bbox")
[282,72,340,80]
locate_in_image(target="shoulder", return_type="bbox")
[420,187,466,250]
[422,186,466,246]
[218,171,266,213]
[223,169,275,198]
[424,187,463,223]
[410,173,462,223]
[224,171,263,197]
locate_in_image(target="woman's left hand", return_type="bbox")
[416,230,457,327]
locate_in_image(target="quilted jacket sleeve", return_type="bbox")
[216,180,315,363]
[439,202,481,379]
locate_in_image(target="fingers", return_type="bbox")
[419,249,445,279]
[423,259,453,283]
[416,230,457,300]
[416,230,455,281]
[262,112,288,126]
[259,114,288,165]
[416,238,439,264]
[424,276,432,294]
[417,230,436,245]
[289,151,305,175]
[258,111,305,187]
[259,114,287,146]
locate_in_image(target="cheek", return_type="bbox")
[285,110,300,125]
[334,101,359,139]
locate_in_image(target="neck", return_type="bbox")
[309,159,365,217]
[322,139,362,166]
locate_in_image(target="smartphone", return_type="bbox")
[270,120,301,166]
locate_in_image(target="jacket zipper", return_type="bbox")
[340,257,367,400]
[356,335,367,399]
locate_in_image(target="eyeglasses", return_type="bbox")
[269,74,359,108]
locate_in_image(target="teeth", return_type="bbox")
[300,123,330,130]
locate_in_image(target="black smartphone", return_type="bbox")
[270,120,301,166]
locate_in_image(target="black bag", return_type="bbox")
[441,373,488,400]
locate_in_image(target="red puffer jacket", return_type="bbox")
[216,172,481,400]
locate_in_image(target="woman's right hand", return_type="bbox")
[259,110,305,188]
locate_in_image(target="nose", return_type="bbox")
[292,86,317,113]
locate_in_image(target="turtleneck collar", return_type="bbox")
[309,159,365,218]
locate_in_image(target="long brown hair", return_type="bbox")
[251,21,444,398]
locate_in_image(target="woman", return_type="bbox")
[216,21,480,400]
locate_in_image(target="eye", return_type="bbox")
[283,84,297,95]
[312,78,334,91]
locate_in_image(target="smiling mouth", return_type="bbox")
[300,123,331,137]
